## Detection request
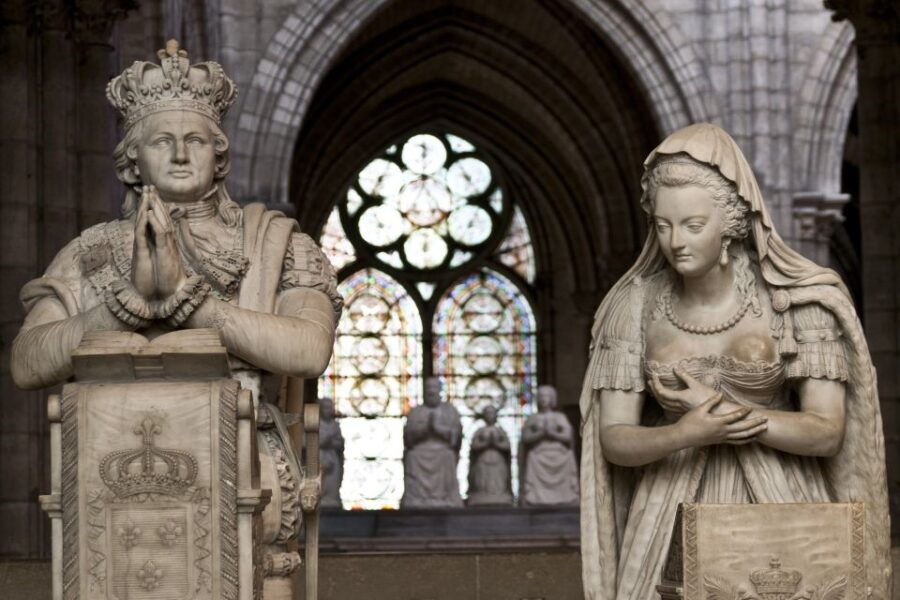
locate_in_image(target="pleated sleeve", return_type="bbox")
[589,278,647,392]
[784,303,849,382]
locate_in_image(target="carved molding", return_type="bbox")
[792,192,850,242]
[220,381,240,600]
[682,503,699,600]
[850,503,865,599]
[260,428,302,544]
[263,551,302,578]
[61,388,80,600]
[86,489,108,591]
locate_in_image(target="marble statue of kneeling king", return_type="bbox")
[401,377,464,508]
[11,40,342,600]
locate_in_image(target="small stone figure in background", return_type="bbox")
[520,385,579,506]
[401,377,464,508]
[319,397,344,509]
[466,405,514,506]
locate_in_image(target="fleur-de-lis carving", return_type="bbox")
[137,559,163,590]
[117,520,141,550]
[157,519,183,546]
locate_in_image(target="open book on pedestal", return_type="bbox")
[71,328,230,381]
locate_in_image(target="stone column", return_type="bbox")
[792,191,850,267]
[824,0,900,537]
[0,0,134,559]
[0,3,46,559]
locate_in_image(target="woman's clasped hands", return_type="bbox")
[649,367,768,447]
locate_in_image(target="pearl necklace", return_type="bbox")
[662,286,750,335]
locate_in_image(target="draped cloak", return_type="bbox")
[578,123,891,600]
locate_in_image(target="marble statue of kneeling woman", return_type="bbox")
[467,405,513,506]
[520,385,579,507]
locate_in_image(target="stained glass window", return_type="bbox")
[320,207,356,272]
[494,205,536,284]
[318,132,538,509]
[346,133,505,274]
[319,268,422,509]
[432,269,537,497]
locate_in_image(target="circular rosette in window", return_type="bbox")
[448,204,492,246]
[357,159,404,197]
[397,177,453,227]
[461,291,504,333]
[401,134,447,175]
[343,132,507,276]
[347,293,391,334]
[403,228,448,269]
[349,377,391,417]
[345,419,393,460]
[464,335,503,374]
[464,376,506,414]
[358,205,404,247]
[351,336,390,375]
[343,458,399,503]
[446,158,491,197]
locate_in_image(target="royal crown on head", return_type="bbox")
[106,39,237,129]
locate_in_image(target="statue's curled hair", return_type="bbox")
[643,154,761,317]
[642,153,751,240]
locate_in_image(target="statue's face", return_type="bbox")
[652,185,724,279]
[424,379,441,407]
[483,406,497,425]
[135,111,217,203]
[537,388,556,412]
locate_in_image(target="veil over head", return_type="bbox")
[579,123,889,600]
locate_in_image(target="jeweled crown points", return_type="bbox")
[106,39,236,129]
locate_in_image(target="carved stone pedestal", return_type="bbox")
[40,329,270,600]
[658,503,866,600]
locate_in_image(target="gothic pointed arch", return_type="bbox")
[319,131,538,507]
[231,0,718,206]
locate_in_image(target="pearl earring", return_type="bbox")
[719,240,730,267]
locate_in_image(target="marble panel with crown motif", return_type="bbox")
[661,503,866,600]
[63,378,240,600]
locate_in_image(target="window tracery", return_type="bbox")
[318,132,537,509]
